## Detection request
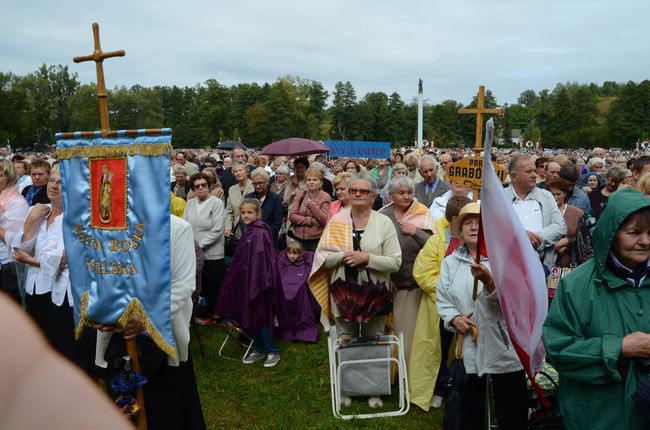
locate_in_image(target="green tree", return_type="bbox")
[428,99,462,147]
[22,64,79,148]
[0,72,32,148]
[356,92,390,142]
[606,80,650,147]
[243,102,270,146]
[330,81,357,140]
[517,89,538,107]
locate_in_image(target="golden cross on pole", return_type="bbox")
[73,22,125,137]
[458,85,504,151]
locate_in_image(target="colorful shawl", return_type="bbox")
[381,197,436,232]
[308,208,353,330]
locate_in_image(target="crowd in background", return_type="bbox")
[2,143,650,429]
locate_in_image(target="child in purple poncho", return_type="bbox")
[277,241,320,343]
[217,199,288,368]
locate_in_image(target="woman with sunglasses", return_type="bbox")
[309,173,401,408]
[184,172,225,322]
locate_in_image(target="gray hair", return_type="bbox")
[392,162,407,172]
[588,157,606,168]
[275,163,290,175]
[417,154,438,170]
[173,165,186,175]
[387,175,415,195]
[231,162,250,173]
[251,167,270,181]
[508,154,531,175]
[352,172,377,193]
[606,166,628,182]
[310,161,328,176]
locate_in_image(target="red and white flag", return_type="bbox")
[479,118,547,376]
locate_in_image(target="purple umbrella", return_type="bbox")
[261,138,331,157]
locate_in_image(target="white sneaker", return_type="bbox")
[340,396,352,407]
[431,395,444,408]
[263,353,281,368]
[368,396,383,408]
[242,351,265,364]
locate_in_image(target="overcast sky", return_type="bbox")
[2,0,649,105]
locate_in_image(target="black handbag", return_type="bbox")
[528,371,564,430]
[104,334,167,380]
[224,221,240,257]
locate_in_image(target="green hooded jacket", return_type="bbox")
[543,188,650,430]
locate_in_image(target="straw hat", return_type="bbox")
[450,202,481,239]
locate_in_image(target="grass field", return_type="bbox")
[191,325,444,430]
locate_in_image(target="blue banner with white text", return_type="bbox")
[324,140,391,159]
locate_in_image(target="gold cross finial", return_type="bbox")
[73,22,125,136]
[458,85,504,150]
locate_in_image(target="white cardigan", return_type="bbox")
[436,246,522,376]
[183,195,225,260]
[96,215,196,367]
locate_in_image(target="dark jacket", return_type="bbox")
[414,179,450,208]
[245,190,284,245]
[543,188,650,430]
[170,181,191,200]
[21,185,49,206]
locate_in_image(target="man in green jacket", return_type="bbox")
[544,188,650,430]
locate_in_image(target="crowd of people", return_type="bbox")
[2,143,650,429]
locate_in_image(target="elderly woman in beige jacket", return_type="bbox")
[309,173,401,409]
[224,162,254,240]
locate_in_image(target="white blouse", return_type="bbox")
[0,194,29,264]
[13,205,71,307]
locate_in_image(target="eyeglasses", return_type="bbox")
[194,182,208,189]
[349,188,371,196]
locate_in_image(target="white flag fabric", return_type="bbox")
[480,118,547,375]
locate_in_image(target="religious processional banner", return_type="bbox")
[324,140,391,159]
[56,129,176,358]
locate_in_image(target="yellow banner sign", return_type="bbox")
[447,157,508,189]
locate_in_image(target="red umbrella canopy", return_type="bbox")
[261,138,331,157]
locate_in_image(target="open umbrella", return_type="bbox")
[216,140,247,150]
[443,325,478,430]
[261,137,330,157]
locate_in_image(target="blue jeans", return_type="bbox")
[252,326,278,354]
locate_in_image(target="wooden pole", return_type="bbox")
[74,23,145,429]
[126,338,148,430]
[458,86,504,301]
[73,22,125,137]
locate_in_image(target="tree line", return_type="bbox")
[1,64,649,151]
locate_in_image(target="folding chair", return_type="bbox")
[327,326,410,419]
[215,320,254,362]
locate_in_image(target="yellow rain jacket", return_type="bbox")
[170,192,186,218]
[408,216,448,410]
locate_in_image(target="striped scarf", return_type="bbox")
[308,208,353,330]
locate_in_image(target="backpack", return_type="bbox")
[572,213,597,264]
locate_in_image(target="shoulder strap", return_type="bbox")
[298,190,308,208]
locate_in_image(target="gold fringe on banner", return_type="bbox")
[75,291,177,359]
[56,143,173,160]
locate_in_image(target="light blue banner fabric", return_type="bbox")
[56,132,175,357]
[324,140,391,159]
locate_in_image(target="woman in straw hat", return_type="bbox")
[435,202,527,430]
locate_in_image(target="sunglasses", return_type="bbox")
[194,182,208,189]
[349,188,371,196]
